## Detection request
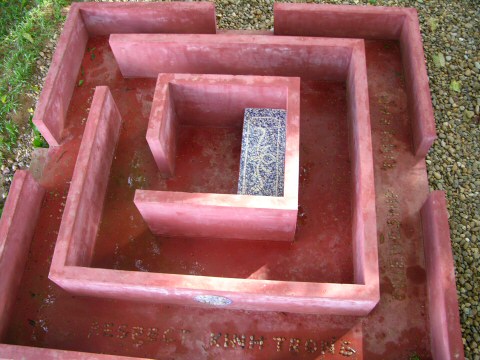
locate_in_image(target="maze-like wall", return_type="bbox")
[0,2,463,359]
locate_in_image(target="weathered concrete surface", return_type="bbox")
[32,4,88,146]
[0,171,44,340]
[0,3,462,359]
[109,34,355,81]
[346,41,378,290]
[79,1,216,36]
[49,86,121,275]
[142,74,299,240]
[32,2,217,146]
[422,191,465,360]
[273,3,436,159]
[0,344,146,360]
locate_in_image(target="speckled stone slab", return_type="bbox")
[238,108,287,197]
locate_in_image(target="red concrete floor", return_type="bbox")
[4,37,432,359]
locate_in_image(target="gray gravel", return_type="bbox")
[1,0,478,358]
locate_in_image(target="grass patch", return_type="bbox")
[0,0,37,39]
[0,0,71,159]
[32,121,48,148]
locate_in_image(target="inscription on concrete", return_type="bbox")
[384,189,407,300]
[87,321,359,357]
[378,95,397,170]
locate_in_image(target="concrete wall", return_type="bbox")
[147,73,289,176]
[51,266,378,315]
[141,74,299,241]
[51,43,379,315]
[273,3,436,159]
[32,5,88,146]
[79,2,216,36]
[50,86,122,273]
[109,34,354,81]
[33,2,217,146]
[135,192,298,241]
[346,42,379,299]
[422,192,465,360]
[170,77,288,128]
[0,171,44,340]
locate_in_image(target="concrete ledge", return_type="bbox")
[109,34,355,81]
[400,10,436,158]
[421,191,465,360]
[347,42,379,291]
[273,3,406,39]
[273,3,436,158]
[135,192,298,242]
[141,73,299,241]
[32,4,88,146]
[78,1,217,36]
[50,86,121,272]
[50,266,379,315]
[0,171,44,340]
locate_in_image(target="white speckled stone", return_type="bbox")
[238,108,286,197]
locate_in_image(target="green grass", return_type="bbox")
[0,0,37,39]
[0,0,71,159]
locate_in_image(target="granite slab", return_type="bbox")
[238,108,287,197]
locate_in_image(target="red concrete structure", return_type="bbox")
[273,3,436,159]
[0,171,44,340]
[49,86,121,273]
[0,2,464,359]
[45,35,379,316]
[31,4,88,146]
[109,34,354,80]
[79,2,216,36]
[422,192,465,360]
[146,73,294,176]
[32,2,216,146]
[140,73,300,241]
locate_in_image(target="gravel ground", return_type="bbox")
[1,0,478,358]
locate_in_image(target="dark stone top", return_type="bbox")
[238,108,287,197]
